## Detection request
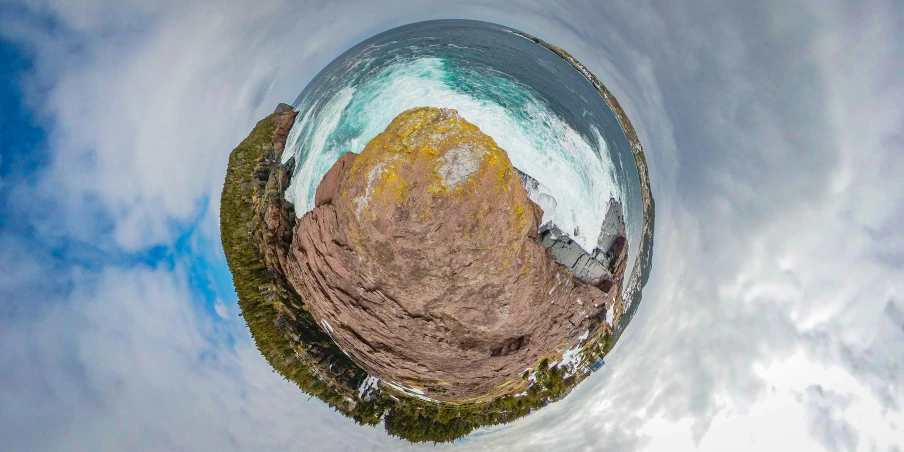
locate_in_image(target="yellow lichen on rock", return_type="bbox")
[342,106,533,236]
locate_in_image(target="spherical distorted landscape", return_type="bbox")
[220,19,654,443]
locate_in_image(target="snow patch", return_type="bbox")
[358,375,380,398]
[557,343,583,372]
[553,330,589,374]
[383,380,438,402]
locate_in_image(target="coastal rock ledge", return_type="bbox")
[282,107,626,402]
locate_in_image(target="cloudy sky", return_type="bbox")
[1,1,901,451]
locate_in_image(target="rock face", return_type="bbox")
[258,104,300,281]
[517,170,628,294]
[282,107,624,402]
[221,102,368,414]
[538,200,627,292]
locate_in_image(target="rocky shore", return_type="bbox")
[517,170,628,292]
[515,31,656,333]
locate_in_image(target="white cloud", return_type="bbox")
[0,252,419,450]
[213,298,228,319]
[0,0,901,451]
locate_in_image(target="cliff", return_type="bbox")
[219,104,371,417]
[221,100,641,442]
[283,107,624,402]
[515,31,656,334]
[222,104,606,443]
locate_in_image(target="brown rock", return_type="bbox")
[273,102,294,115]
[284,107,617,401]
[254,107,298,280]
[314,152,357,208]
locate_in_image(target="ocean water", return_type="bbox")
[284,19,643,282]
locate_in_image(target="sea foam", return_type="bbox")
[283,57,621,253]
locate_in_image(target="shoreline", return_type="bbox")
[221,27,657,442]
[516,31,656,335]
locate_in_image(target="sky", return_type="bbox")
[0,1,902,451]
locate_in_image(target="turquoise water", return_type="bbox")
[283,20,643,285]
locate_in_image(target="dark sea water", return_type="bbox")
[284,19,643,288]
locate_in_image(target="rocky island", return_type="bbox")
[221,103,639,442]
[220,22,654,445]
